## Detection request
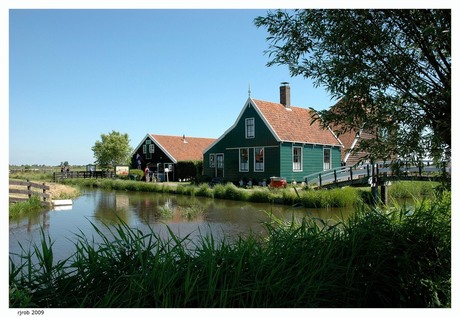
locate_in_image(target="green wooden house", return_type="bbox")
[203,83,343,184]
[132,134,215,181]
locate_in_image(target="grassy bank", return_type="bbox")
[63,178,362,207]
[9,181,81,219]
[9,191,451,308]
[9,196,44,218]
[62,178,440,208]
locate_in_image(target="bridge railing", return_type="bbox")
[303,160,450,188]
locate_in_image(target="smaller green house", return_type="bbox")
[203,83,343,184]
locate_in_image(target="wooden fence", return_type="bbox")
[52,171,115,182]
[9,179,50,206]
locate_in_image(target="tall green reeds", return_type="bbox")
[10,192,450,308]
[63,178,365,208]
[9,196,44,218]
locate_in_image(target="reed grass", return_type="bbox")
[63,178,367,208]
[10,192,450,308]
[388,180,438,199]
[9,196,44,219]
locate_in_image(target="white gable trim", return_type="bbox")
[132,133,154,156]
[203,97,282,153]
[131,134,178,164]
[149,135,178,164]
[343,129,362,163]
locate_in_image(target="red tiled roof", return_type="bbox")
[150,134,216,162]
[252,99,341,146]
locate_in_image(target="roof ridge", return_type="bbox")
[251,98,307,110]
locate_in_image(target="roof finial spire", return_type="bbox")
[248,82,251,97]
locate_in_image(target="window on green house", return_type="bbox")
[254,147,264,172]
[240,148,249,172]
[323,148,331,170]
[293,146,303,171]
[209,154,215,168]
[145,140,153,159]
[245,118,255,139]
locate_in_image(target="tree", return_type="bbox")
[91,130,133,170]
[255,9,451,163]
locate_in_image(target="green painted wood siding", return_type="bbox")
[203,101,342,183]
[203,102,279,182]
[280,143,342,182]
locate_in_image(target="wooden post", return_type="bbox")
[318,173,322,188]
[27,179,31,199]
[42,183,46,202]
[380,172,388,205]
[371,164,379,205]
[334,169,337,184]
[349,167,353,184]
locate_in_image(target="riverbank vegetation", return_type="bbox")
[9,180,81,219]
[61,177,440,208]
[8,196,44,219]
[9,191,451,308]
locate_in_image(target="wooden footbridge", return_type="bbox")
[303,160,450,189]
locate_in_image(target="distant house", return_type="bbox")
[334,127,375,166]
[328,98,379,166]
[132,134,215,181]
[202,83,343,184]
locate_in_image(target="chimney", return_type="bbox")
[280,82,291,108]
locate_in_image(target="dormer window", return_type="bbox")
[245,118,255,139]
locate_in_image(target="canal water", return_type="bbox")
[9,188,355,263]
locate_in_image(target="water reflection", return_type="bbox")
[9,188,355,264]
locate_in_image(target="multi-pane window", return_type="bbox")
[323,148,331,170]
[209,154,215,168]
[254,147,264,172]
[239,148,249,172]
[293,146,303,171]
[245,118,255,139]
[145,140,153,159]
[216,154,224,169]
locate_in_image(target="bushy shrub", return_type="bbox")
[196,183,213,198]
[129,169,144,181]
[248,187,272,203]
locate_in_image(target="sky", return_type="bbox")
[7,7,342,166]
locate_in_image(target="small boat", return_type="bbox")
[52,199,73,206]
[52,199,73,211]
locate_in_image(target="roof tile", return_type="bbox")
[150,134,215,162]
[252,99,341,146]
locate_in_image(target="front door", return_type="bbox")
[216,154,224,178]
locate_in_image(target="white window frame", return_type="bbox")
[254,147,264,172]
[245,118,255,139]
[149,144,155,154]
[292,146,303,172]
[323,148,331,171]
[239,148,249,172]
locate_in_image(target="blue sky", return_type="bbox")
[8,8,339,166]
